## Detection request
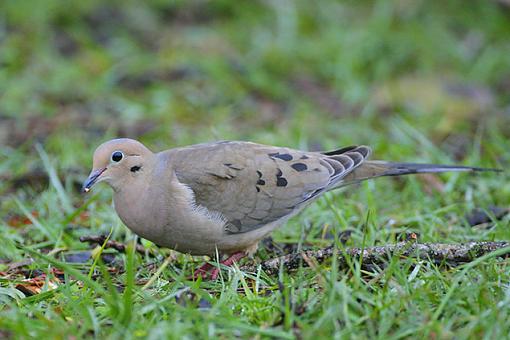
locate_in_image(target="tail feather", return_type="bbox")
[342,160,501,185]
[376,161,502,176]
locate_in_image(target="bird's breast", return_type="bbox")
[113,178,230,255]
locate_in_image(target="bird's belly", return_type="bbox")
[117,207,277,256]
[114,194,230,255]
[119,214,227,255]
[114,189,299,256]
[150,222,225,255]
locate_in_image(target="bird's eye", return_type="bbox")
[111,151,124,162]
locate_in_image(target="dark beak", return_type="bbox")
[82,168,106,193]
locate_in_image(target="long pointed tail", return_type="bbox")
[342,160,501,185]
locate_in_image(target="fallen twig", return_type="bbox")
[242,241,510,275]
[79,235,148,256]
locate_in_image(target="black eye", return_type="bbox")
[111,151,123,162]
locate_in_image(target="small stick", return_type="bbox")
[242,241,510,275]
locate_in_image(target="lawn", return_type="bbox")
[1,1,509,338]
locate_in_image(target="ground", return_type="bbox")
[0,1,510,338]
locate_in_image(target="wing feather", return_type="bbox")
[169,141,370,234]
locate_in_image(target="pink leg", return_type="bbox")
[210,252,247,280]
[192,262,214,279]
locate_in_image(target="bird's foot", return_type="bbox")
[192,252,247,280]
[210,252,247,280]
[192,262,214,280]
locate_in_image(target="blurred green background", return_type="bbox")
[1,1,509,338]
[1,0,509,156]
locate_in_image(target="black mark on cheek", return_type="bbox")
[257,179,266,186]
[130,166,141,173]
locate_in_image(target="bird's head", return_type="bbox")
[83,138,154,193]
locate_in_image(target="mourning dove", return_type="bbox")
[83,138,499,278]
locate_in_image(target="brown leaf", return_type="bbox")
[6,211,39,228]
[15,275,60,296]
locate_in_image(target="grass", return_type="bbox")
[1,0,510,338]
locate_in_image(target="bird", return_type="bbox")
[83,138,499,279]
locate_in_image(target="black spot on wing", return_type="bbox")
[276,168,288,187]
[256,170,266,189]
[269,153,293,161]
[291,163,308,172]
[277,177,288,187]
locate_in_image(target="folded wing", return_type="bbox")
[170,141,371,234]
